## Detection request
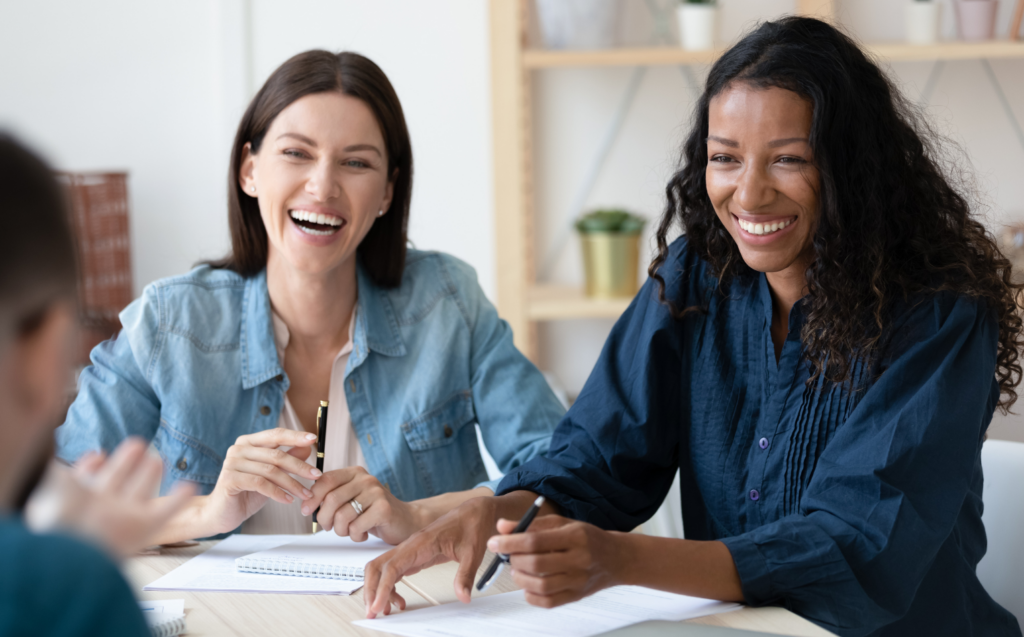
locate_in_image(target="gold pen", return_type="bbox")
[311,400,329,533]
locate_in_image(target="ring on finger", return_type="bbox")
[350,499,364,516]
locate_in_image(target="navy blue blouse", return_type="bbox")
[496,238,1021,637]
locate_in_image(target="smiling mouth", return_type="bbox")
[289,210,344,236]
[736,216,795,236]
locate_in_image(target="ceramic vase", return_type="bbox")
[535,0,619,50]
[956,0,1000,40]
[906,1,942,44]
[676,3,717,51]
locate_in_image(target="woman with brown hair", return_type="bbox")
[361,17,1022,636]
[55,50,564,546]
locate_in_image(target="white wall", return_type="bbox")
[0,0,494,300]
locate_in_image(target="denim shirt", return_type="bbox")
[56,250,564,501]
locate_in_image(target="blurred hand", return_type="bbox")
[363,495,501,618]
[202,427,322,534]
[489,515,627,608]
[302,466,422,545]
[26,437,195,558]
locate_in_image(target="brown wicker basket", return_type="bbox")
[55,172,133,364]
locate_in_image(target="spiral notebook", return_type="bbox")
[235,531,391,580]
[138,599,186,637]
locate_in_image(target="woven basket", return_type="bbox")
[55,172,132,362]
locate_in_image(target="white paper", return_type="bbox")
[354,586,740,637]
[138,599,186,632]
[235,531,390,579]
[138,599,184,616]
[143,534,364,595]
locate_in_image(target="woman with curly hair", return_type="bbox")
[361,16,1023,636]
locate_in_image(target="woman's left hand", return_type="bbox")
[487,515,630,608]
[302,467,422,545]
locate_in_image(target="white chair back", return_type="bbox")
[978,439,1024,625]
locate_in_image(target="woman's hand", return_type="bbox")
[26,438,195,558]
[490,515,630,609]
[363,495,504,617]
[201,428,322,534]
[302,466,424,545]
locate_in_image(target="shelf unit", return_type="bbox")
[490,0,1024,362]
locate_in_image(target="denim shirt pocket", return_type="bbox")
[400,390,484,496]
[154,418,225,495]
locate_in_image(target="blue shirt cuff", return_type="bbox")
[720,534,776,606]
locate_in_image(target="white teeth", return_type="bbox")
[288,210,343,227]
[738,217,793,236]
[297,225,335,236]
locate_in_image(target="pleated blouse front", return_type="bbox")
[496,237,1020,637]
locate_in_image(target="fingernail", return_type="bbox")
[303,488,313,499]
[285,493,294,502]
[487,538,498,551]
[310,468,322,477]
[305,433,317,440]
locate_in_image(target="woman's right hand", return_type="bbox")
[202,428,323,534]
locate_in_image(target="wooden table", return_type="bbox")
[127,541,836,636]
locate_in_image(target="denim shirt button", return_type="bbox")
[366,434,373,445]
[759,437,769,450]
[443,424,453,438]
[259,405,271,416]
[349,379,356,392]
[274,374,283,382]
[749,489,760,501]
[176,458,187,471]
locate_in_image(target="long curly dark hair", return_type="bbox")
[649,16,1024,410]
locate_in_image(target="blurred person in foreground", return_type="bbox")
[0,134,192,636]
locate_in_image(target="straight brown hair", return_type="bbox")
[209,50,413,287]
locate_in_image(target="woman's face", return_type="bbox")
[239,92,394,276]
[705,83,819,279]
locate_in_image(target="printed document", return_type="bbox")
[353,585,740,637]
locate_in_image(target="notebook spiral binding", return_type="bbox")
[148,615,187,637]
[235,557,364,580]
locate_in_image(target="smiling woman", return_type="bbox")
[54,50,565,560]
[358,17,1024,637]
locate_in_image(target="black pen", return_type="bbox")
[311,400,329,533]
[476,495,546,592]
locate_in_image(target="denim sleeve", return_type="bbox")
[55,286,162,462]
[495,277,683,530]
[443,257,565,490]
[720,296,998,636]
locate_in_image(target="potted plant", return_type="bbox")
[576,209,646,298]
[906,0,941,44]
[676,0,718,51]
[956,0,1000,41]
[534,0,619,50]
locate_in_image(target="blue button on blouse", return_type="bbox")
[496,238,1021,637]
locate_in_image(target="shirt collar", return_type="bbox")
[756,270,808,333]
[240,263,406,389]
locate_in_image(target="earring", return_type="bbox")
[249,185,256,194]
[378,210,384,217]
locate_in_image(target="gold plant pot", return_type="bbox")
[580,232,641,298]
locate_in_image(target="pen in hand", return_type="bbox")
[311,400,329,533]
[476,495,546,592]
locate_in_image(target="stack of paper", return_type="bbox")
[353,586,741,637]
[138,599,186,637]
